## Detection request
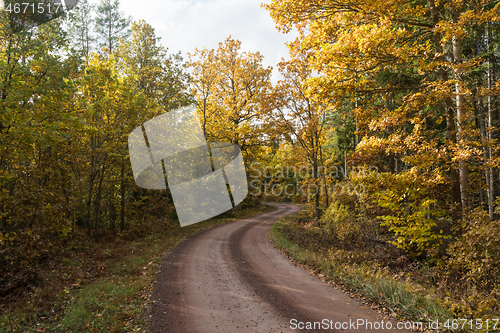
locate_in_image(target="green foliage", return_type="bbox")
[66,0,96,58]
[94,0,131,53]
[362,169,449,256]
[318,197,371,245]
[326,104,357,160]
[118,20,193,110]
[0,7,198,329]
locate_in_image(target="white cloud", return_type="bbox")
[90,0,297,82]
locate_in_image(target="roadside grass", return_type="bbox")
[268,212,484,333]
[0,204,276,333]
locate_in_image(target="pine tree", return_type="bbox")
[94,0,131,54]
[67,0,96,60]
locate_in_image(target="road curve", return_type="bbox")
[150,203,410,332]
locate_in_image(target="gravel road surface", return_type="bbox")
[150,203,411,332]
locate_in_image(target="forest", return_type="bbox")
[1,0,500,331]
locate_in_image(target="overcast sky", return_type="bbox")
[90,0,298,83]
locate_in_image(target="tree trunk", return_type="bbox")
[452,9,469,217]
[120,157,126,232]
[320,147,329,208]
[94,166,106,236]
[86,164,96,235]
[476,95,489,209]
[313,158,320,223]
[486,22,495,220]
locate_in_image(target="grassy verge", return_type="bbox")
[0,204,276,333]
[268,211,484,333]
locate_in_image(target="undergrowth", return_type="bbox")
[269,207,500,333]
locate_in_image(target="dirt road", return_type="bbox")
[150,203,411,332]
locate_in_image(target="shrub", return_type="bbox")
[319,197,373,246]
[364,169,448,256]
[445,208,500,291]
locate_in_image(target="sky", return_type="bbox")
[90,0,299,83]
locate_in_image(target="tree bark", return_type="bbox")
[320,147,329,207]
[86,153,96,235]
[313,158,320,223]
[120,157,126,232]
[486,22,494,220]
[452,9,469,217]
[94,165,106,236]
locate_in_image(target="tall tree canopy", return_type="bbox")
[188,37,273,157]
[265,0,500,251]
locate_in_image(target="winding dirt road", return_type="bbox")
[150,203,411,332]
